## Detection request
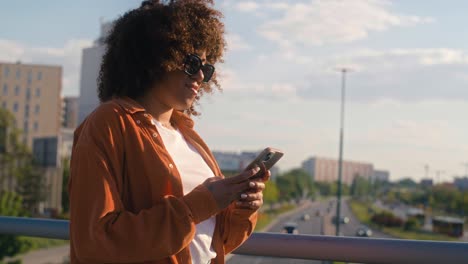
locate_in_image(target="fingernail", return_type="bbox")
[253,166,260,173]
[241,193,248,199]
[249,182,256,188]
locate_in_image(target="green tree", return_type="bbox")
[15,164,47,215]
[350,176,371,198]
[396,178,418,188]
[0,108,46,216]
[263,180,279,205]
[276,169,313,200]
[0,191,30,260]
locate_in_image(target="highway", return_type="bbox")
[228,198,391,264]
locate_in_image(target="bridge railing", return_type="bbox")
[1,216,468,264]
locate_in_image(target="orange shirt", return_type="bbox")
[69,97,257,263]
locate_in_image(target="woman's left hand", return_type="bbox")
[235,168,270,210]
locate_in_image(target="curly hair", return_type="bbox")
[97,0,226,115]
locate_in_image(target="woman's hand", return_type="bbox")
[202,167,262,210]
[235,166,270,210]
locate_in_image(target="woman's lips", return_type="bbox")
[186,84,199,95]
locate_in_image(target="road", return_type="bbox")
[338,199,391,239]
[227,199,332,264]
[228,198,391,264]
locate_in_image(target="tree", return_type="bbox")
[276,169,313,200]
[15,164,47,215]
[397,178,418,188]
[263,180,279,205]
[350,176,371,199]
[0,108,46,216]
[0,191,30,260]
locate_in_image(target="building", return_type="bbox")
[432,216,464,237]
[454,177,468,191]
[62,96,79,129]
[60,128,74,160]
[420,178,434,187]
[0,61,63,213]
[78,21,113,124]
[302,156,375,185]
[372,169,390,182]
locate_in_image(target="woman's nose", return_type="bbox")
[191,68,204,83]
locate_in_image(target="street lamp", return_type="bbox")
[335,68,351,236]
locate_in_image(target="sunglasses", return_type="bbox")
[183,54,215,83]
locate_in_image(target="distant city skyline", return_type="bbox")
[1,0,467,181]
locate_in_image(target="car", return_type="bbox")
[301,213,311,221]
[282,222,299,234]
[332,216,350,224]
[342,216,350,224]
[356,226,373,237]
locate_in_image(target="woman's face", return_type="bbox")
[155,51,208,111]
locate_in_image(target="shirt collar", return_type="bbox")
[114,96,195,129]
[114,96,146,114]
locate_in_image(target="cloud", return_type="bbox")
[234,1,260,12]
[216,65,299,97]
[225,33,251,51]
[256,0,434,47]
[297,48,468,102]
[0,38,93,96]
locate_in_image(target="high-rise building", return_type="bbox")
[302,156,375,185]
[0,61,63,213]
[78,21,113,124]
[62,96,79,129]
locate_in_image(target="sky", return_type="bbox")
[1,0,467,182]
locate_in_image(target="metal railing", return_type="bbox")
[1,216,468,263]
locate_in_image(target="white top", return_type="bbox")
[153,119,217,264]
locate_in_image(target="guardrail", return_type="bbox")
[1,216,468,264]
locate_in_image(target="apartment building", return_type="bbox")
[302,156,375,185]
[0,61,63,213]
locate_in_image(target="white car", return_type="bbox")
[356,226,373,237]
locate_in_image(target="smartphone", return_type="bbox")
[244,147,284,177]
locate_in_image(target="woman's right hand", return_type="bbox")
[202,167,261,210]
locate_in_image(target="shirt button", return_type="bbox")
[136,120,141,124]
[152,133,158,138]
[169,164,174,169]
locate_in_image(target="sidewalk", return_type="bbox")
[4,244,70,264]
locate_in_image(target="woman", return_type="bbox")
[68,0,269,263]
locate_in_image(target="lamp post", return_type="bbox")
[335,68,351,236]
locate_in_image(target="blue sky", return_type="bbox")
[1,0,468,182]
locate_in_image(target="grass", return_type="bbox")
[349,199,458,241]
[17,236,69,251]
